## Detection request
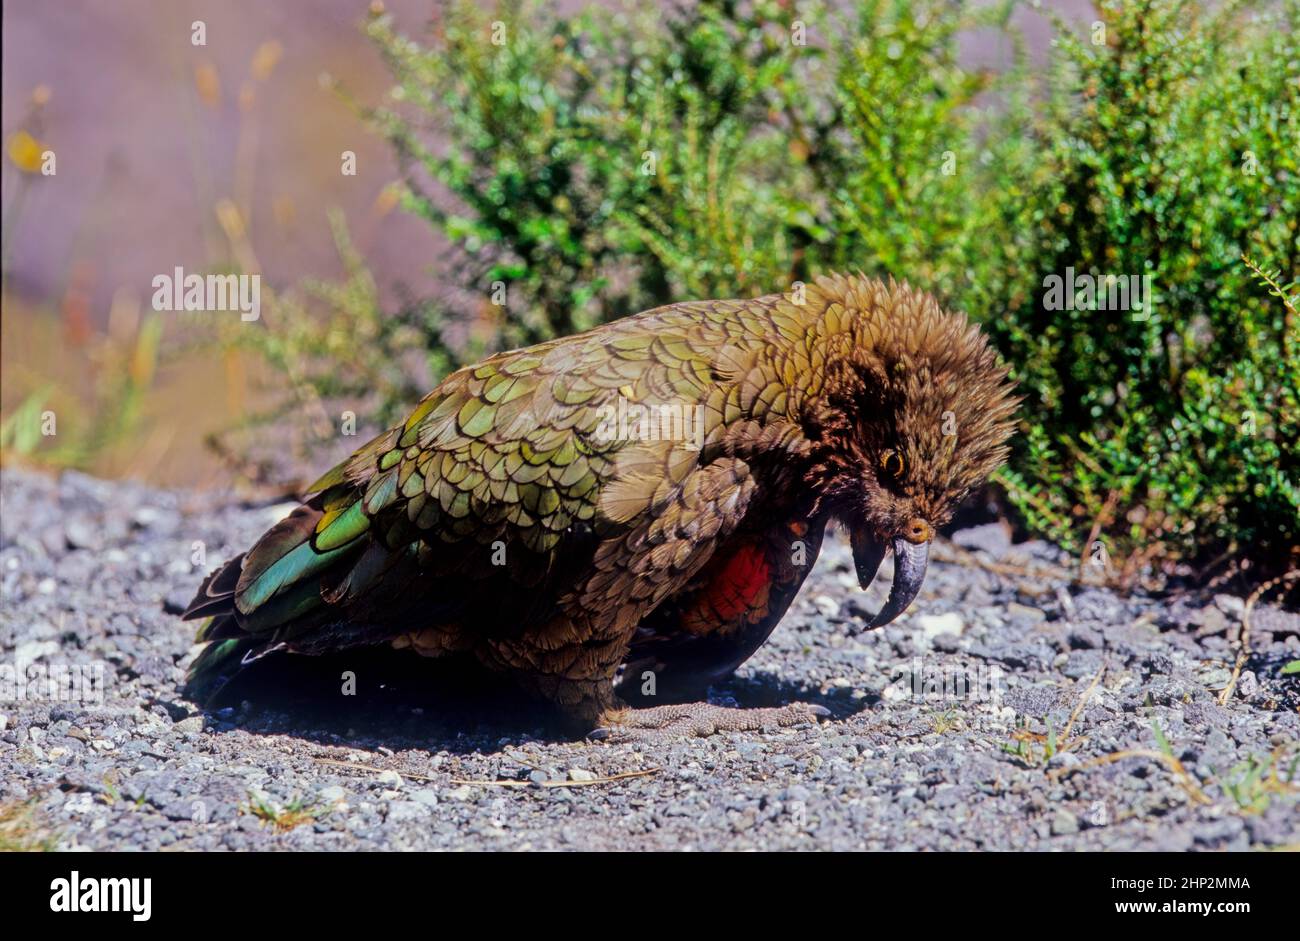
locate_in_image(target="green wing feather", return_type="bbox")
[199,295,809,649]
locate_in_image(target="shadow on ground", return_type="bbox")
[184,647,870,752]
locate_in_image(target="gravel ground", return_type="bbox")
[1,467,1297,851]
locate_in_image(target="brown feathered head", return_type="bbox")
[799,274,1020,628]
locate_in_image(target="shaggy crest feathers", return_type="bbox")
[751,273,1019,532]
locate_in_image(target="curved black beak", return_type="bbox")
[850,531,931,630]
[869,537,930,627]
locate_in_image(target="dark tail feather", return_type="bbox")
[183,636,268,705]
[176,490,373,703]
[182,553,244,622]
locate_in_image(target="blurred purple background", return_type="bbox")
[2,0,444,316]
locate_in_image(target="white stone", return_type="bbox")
[916,612,965,642]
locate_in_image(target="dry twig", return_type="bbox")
[1218,569,1300,705]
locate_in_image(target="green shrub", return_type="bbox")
[364,0,814,334]
[980,0,1299,577]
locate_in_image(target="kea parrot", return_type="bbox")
[183,273,1018,740]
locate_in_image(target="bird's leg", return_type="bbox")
[523,670,830,742]
[487,627,829,742]
[588,700,829,743]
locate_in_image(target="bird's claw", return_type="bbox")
[588,701,831,743]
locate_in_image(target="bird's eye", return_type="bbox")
[880,449,905,478]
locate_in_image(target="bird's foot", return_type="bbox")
[588,701,830,743]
